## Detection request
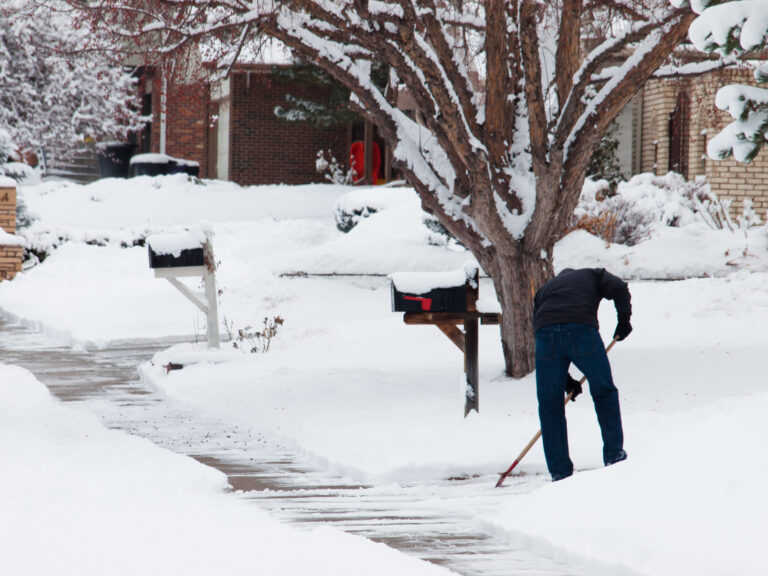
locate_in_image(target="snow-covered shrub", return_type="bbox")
[18,226,149,267]
[422,212,465,247]
[1,162,33,183]
[737,198,761,230]
[572,179,653,245]
[225,316,284,354]
[0,130,33,183]
[316,150,355,185]
[16,194,35,230]
[573,173,738,245]
[335,202,378,233]
[333,187,418,233]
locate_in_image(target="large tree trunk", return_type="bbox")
[478,246,554,379]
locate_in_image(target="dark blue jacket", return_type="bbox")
[533,268,631,332]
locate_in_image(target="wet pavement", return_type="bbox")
[0,319,590,576]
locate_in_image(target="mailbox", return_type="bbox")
[391,283,466,312]
[146,229,207,269]
[390,265,478,313]
[390,262,483,417]
[148,246,205,269]
[146,227,219,348]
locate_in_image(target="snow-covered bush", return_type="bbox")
[333,187,418,233]
[224,316,284,354]
[737,198,761,230]
[1,162,34,183]
[15,193,35,230]
[316,150,355,185]
[332,186,464,247]
[572,173,739,245]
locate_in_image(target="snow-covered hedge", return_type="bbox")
[333,186,420,233]
[572,173,751,245]
[336,174,761,249]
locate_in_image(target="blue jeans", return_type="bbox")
[535,324,624,480]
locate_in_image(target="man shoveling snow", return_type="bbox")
[533,268,632,481]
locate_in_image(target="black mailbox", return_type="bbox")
[148,246,205,268]
[391,284,466,312]
[390,266,474,313]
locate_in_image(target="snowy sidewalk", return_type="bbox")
[0,361,455,576]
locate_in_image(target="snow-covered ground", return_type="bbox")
[1,173,767,575]
[0,364,453,576]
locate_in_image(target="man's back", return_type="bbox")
[533,268,630,332]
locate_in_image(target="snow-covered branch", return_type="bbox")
[0,0,140,156]
[683,0,768,163]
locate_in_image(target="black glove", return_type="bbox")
[566,373,582,401]
[614,316,632,341]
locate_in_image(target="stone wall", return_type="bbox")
[0,186,22,281]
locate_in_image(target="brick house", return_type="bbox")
[134,63,371,185]
[612,66,768,219]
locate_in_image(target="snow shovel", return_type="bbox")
[495,337,618,488]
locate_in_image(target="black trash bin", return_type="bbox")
[130,153,173,177]
[97,143,136,179]
[168,159,200,177]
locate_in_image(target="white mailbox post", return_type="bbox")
[147,229,220,348]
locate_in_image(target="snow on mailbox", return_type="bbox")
[147,227,219,348]
[390,263,477,313]
[147,228,207,270]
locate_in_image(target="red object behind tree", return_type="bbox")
[349,140,381,183]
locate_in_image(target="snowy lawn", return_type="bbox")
[1,173,767,575]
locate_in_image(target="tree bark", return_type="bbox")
[77,0,698,379]
[478,245,553,378]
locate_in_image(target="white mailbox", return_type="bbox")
[147,228,220,348]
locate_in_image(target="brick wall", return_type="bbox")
[165,80,211,178]
[228,70,350,186]
[144,72,211,179]
[638,79,678,175]
[640,71,768,221]
[0,186,22,281]
[695,70,768,219]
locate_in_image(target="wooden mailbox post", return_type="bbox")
[391,265,500,416]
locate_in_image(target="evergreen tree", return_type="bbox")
[271,63,358,128]
[677,0,768,162]
[586,124,626,192]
